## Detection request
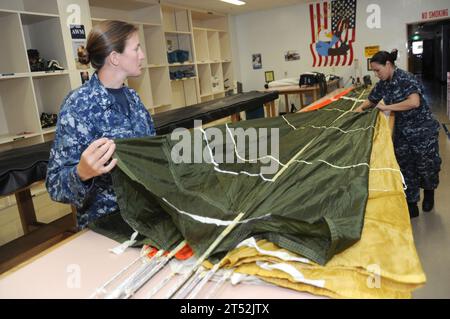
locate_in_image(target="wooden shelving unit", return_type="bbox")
[0,0,234,151]
[191,10,233,102]
[0,0,74,152]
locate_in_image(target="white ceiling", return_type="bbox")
[153,0,309,15]
[89,0,311,15]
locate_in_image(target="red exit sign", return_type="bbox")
[422,9,448,20]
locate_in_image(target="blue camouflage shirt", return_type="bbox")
[368,67,439,135]
[46,73,155,229]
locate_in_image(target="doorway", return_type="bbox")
[407,19,450,84]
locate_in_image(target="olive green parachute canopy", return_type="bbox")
[95,89,377,265]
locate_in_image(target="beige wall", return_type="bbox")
[231,0,450,91]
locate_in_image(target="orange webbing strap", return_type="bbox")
[300,87,354,113]
[143,243,194,260]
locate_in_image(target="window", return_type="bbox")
[412,41,423,55]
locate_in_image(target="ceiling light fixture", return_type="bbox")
[220,0,246,5]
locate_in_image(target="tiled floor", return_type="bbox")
[411,80,450,299]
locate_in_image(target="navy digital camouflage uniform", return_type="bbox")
[368,68,441,203]
[46,73,156,229]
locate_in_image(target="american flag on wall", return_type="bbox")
[309,0,357,67]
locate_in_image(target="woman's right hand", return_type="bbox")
[355,105,366,113]
[77,138,117,181]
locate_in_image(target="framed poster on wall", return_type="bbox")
[265,71,274,83]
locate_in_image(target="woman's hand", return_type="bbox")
[355,105,366,113]
[77,138,117,181]
[355,99,373,113]
[376,100,389,112]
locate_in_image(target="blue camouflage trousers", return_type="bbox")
[394,123,441,203]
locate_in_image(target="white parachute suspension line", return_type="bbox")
[200,126,277,182]
[224,123,286,167]
[162,197,271,227]
[281,115,375,134]
[331,89,367,124]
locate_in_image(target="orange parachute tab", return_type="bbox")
[175,244,194,260]
[300,87,354,112]
[142,244,193,260]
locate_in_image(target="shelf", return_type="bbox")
[219,32,232,61]
[162,5,190,33]
[0,0,59,15]
[32,73,71,117]
[211,63,224,93]
[191,10,228,31]
[89,0,162,25]
[0,132,41,145]
[0,73,29,79]
[170,76,197,82]
[148,64,167,68]
[127,69,153,108]
[94,19,162,27]
[149,67,171,107]
[197,63,212,97]
[171,78,198,109]
[0,77,41,144]
[90,17,160,28]
[141,22,162,27]
[42,126,56,134]
[165,33,193,64]
[207,31,221,61]
[164,30,191,35]
[142,24,166,66]
[193,29,209,62]
[222,62,234,92]
[0,11,29,74]
[200,93,213,98]
[20,13,68,71]
[20,12,57,24]
[193,27,225,33]
[168,62,195,67]
[30,70,69,78]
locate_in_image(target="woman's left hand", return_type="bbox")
[376,101,389,112]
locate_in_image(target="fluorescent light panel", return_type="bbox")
[221,0,246,5]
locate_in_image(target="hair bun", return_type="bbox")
[390,49,398,62]
[77,45,90,65]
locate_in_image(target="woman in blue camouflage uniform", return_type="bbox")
[46,21,156,228]
[356,50,441,218]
